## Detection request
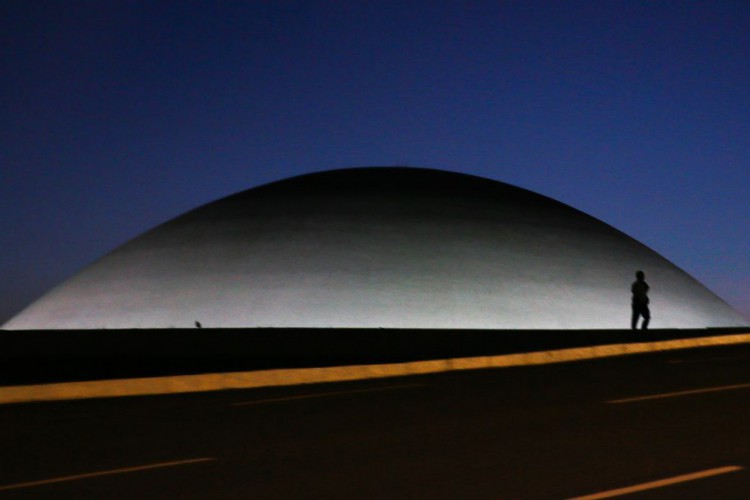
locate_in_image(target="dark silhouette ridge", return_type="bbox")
[2,327,748,386]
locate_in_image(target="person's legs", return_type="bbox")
[641,305,651,330]
[631,305,639,330]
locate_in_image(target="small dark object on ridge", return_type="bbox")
[195,321,202,328]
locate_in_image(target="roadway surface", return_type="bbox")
[3,343,750,498]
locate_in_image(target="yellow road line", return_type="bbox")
[231,383,425,406]
[607,382,750,404]
[571,465,743,499]
[0,457,216,491]
[1,332,749,404]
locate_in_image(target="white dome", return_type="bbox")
[4,167,745,330]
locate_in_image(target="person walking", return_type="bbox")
[631,270,650,330]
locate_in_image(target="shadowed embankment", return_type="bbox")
[1,327,748,386]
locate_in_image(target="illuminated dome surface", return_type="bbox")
[4,167,745,330]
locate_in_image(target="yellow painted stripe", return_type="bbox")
[1,332,749,404]
[608,382,750,404]
[0,458,216,491]
[572,465,743,499]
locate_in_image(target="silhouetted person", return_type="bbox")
[631,270,650,330]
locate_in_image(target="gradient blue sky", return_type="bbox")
[2,1,748,324]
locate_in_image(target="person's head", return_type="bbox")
[636,270,645,280]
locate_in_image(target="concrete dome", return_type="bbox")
[3,167,745,330]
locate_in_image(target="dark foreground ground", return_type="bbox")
[2,343,750,498]
[1,327,747,385]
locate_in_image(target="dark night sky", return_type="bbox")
[2,1,748,324]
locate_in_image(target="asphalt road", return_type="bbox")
[3,344,750,499]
